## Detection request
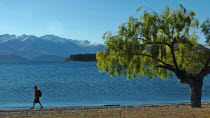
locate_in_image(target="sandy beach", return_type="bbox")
[1,102,210,117]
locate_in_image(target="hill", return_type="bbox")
[0,34,105,59]
[0,54,28,61]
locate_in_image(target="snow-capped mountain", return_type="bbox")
[74,40,102,47]
[0,34,105,59]
[0,34,16,43]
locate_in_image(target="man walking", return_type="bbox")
[30,85,43,109]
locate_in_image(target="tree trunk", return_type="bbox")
[189,79,203,108]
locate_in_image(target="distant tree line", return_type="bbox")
[65,54,97,61]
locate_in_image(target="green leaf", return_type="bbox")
[136,6,142,13]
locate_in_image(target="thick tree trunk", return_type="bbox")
[189,79,203,108]
[175,63,209,108]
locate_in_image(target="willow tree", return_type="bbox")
[96,4,210,108]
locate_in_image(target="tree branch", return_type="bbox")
[204,56,210,68]
[155,64,176,72]
[197,66,210,78]
[170,39,179,72]
[137,38,171,46]
[133,53,174,68]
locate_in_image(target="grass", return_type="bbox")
[6,108,210,118]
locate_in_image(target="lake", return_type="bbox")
[0,61,210,109]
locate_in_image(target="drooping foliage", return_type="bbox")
[96,4,210,80]
[201,18,210,44]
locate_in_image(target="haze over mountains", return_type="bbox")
[0,34,105,60]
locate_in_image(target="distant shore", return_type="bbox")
[1,102,210,117]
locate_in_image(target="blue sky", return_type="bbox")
[0,0,209,44]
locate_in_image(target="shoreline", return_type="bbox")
[0,101,196,110]
[1,102,210,117]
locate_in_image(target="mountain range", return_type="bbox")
[0,34,105,60]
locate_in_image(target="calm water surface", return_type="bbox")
[0,61,210,109]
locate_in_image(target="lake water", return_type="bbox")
[0,61,210,109]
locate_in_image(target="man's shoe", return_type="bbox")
[30,107,34,109]
[40,106,43,109]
